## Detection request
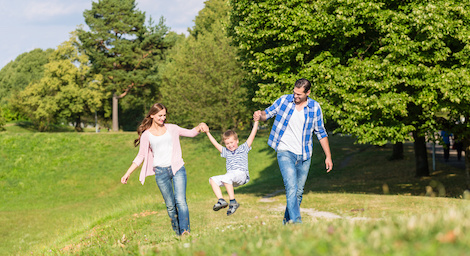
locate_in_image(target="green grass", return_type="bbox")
[3,121,103,133]
[1,128,469,255]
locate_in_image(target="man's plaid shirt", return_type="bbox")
[264,94,328,161]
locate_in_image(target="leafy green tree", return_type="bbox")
[229,0,470,177]
[445,90,470,186]
[78,0,172,131]
[12,32,106,131]
[0,48,54,104]
[190,0,229,38]
[0,48,54,120]
[160,0,249,131]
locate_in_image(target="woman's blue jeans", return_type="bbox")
[277,150,311,224]
[154,166,190,235]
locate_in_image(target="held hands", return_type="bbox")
[253,110,261,122]
[198,122,209,133]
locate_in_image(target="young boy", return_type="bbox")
[204,118,259,216]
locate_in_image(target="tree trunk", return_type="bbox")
[75,116,83,132]
[389,142,404,160]
[413,131,430,177]
[112,92,119,132]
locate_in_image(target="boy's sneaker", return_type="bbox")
[213,199,228,211]
[226,202,240,216]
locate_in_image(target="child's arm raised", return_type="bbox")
[205,128,223,153]
[246,120,259,148]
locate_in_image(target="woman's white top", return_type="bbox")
[149,130,173,167]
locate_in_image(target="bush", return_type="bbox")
[0,104,26,122]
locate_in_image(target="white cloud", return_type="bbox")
[24,2,83,21]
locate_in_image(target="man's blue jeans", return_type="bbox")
[277,150,311,224]
[154,166,190,235]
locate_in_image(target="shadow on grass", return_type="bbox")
[237,134,468,199]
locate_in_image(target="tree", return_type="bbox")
[78,0,172,131]
[444,80,470,188]
[190,0,229,38]
[229,0,470,177]
[12,32,106,131]
[0,48,54,105]
[0,48,54,121]
[160,0,249,131]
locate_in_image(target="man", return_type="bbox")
[254,78,333,224]
[440,130,451,162]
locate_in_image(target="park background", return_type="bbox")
[1,0,470,255]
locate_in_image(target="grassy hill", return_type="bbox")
[1,125,469,255]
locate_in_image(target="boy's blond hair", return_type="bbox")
[222,130,238,142]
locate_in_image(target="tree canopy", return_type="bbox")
[12,32,106,131]
[229,0,470,176]
[0,48,54,106]
[78,0,173,131]
[190,0,230,38]
[160,0,249,131]
[0,48,54,122]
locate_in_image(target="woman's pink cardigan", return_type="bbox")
[133,124,200,185]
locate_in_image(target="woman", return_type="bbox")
[121,103,206,236]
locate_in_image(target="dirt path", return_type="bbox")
[259,191,371,221]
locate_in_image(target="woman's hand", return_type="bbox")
[198,122,209,133]
[121,173,130,184]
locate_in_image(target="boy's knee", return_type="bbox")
[223,182,234,187]
[209,178,218,185]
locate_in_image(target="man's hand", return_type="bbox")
[325,158,333,173]
[253,110,263,121]
[253,112,260,121]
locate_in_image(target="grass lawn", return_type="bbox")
[1,124,469,255]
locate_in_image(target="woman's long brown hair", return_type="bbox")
[134,103,167,147]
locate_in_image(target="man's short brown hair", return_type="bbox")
[294,78,311,93]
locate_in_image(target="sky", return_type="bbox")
[0,0,207,69]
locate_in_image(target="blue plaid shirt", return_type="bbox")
[264,94,328,160]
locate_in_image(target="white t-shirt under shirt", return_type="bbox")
[149,130,173,167]
[277,107,304,155]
